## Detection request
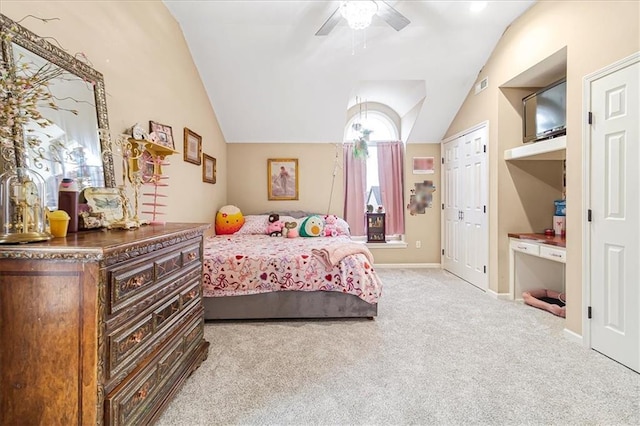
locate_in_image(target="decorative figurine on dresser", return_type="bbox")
[0,14,209,425]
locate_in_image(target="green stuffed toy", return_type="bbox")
[299,215,324,237]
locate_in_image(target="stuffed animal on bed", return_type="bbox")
[299,215,324,237]
[323,214,339,237]
[266,213,285,237]
[284,221,298,238]
[215,205,245,235]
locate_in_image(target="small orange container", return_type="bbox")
[48,210,70,237]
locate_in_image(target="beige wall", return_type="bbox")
[227,143,344,216]
[444,1,640,334]
[227,142,441,264]
[2,0,227,225]
[373,143,441,265]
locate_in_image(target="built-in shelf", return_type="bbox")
[504,135,566,160]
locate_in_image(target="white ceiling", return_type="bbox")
[163,0,536,143]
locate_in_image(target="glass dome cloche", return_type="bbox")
[0,166,52,243]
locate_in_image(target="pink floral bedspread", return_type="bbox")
[202,235,382,304]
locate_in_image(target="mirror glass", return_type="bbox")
[0,14,115,209]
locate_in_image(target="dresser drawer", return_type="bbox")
[105,309,203,425]
[107,240,202,316]
[106,274,202,382]
[510,239,540,256]
[106,264,202,331]
[540,245,566,263]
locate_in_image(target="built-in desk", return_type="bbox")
[508,233,566,300]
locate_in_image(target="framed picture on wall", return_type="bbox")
[267,158,298,200]
[412,157,435,174]
[183,127,202,165]
[149,120,174,150]
[202,153,216,184]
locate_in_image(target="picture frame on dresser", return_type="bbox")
[83,187,125,226]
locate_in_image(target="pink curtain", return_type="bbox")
[343,143,367,236]
[377,141,405,235]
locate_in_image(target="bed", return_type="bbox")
[201,214,382,320]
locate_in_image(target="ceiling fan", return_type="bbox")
[315,1,411,36]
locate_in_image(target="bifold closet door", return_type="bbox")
[442,125,488,290]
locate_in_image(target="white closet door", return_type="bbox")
[590,60,639,372]
[443,137,462,274]
[442,125,488,290]
[460,128,488,289]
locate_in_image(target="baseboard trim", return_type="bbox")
[563,328,583,345]
[486,289,511,300]
[374,263,441,269]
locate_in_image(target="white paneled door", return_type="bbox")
[589,58,639,372]
[442,124,488,290]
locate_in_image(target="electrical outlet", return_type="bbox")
[415,240,421,249]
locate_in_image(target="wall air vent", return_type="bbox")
[475,77,489,94]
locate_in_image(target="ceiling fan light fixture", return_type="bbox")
[340,1,378,30]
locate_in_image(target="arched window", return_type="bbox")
[344,110,399,142]
[343,107,404,238]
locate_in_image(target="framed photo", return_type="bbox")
[183,127,202,165]
[83,187,124,225]
[202,153,216,184]
[149,120,174,149]
[267,158,298,200]
[412,157,435,174]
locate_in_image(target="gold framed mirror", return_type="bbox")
[0,14,116,209]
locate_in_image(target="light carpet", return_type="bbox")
[157,268,639,425]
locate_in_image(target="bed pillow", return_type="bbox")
[215,205,245,235]
[335,217,350,236]
[235,215,269,235]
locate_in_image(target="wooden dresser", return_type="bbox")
[0,223,210,425]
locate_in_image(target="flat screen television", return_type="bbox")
[522,78,567,143]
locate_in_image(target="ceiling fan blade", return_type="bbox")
[315,6,342,36]
[377,1,411,32]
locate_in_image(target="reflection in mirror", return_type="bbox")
[0,14,115,209]
[15,44,105,208]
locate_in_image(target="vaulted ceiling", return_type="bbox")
[163,0,535,143]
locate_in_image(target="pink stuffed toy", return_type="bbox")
[266,213,285,237]
[324,215,339,237]
[284,221,298,238]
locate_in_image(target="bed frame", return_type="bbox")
[203,291,377,320]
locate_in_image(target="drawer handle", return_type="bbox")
[132,330,145,343]
[550,253,563,258]
[187,252,197,261]
[183,289,198,303]
[137,385,149,400]
[517,245,529,250]
[118,326,150,355]
[127,275,146,289]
